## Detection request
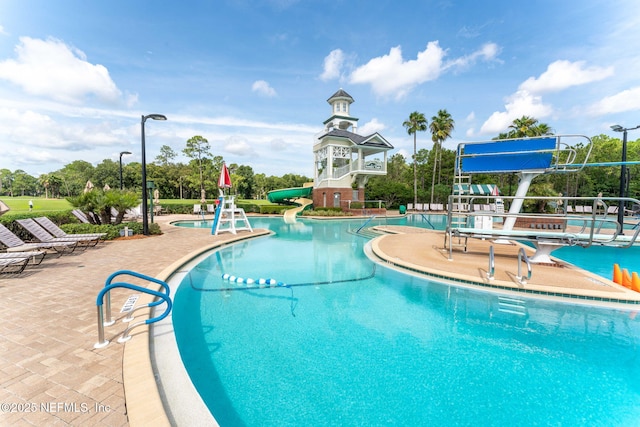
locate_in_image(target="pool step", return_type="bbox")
[498,296,527,316]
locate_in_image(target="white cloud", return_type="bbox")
[0,25,8,36]
[444,42,500,71]
[0,37,122,104]
[319,49,345,81]
[348,41,499,100]
[270,138,287,151]
[358,118,386,135]
[251,80,277,97]
[224,136,255,156]
[479,90,553,135]
[349,42,445,100]
[519,60,614,94]
[586,86,640,116]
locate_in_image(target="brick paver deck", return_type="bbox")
[0,215,261,426]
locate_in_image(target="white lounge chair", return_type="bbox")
[0,223,75,254]
[34,217,106,240]
[16,219,99,248]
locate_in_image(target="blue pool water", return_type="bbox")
[172,216,640,426]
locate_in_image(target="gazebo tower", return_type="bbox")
[312,89,393,210]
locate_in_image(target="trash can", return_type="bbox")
[399,205,406,214]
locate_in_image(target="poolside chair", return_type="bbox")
[16,219,100,248]
[72,209,91,224]
[193,204,202,215]
[0,257,29,275]
[0,250,46,265]
[34,217,106,241]
[207,204,216,214]
[0,223,75,254]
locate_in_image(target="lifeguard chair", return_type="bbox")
[211,196,253,235]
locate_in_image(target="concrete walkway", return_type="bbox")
[0,214,262,426]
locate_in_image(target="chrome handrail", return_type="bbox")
[516,248,532,285]
[487,246,495,280]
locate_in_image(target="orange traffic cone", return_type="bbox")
[622,268,633,289]
[632,272,640,293]
[613,263,622,285]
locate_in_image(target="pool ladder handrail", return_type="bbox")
[516,248,532,284]
[102,269,170,325]
[94,270,172,349]
[487,245,495,280]
[356,215,376,234]
[419,213,436,229]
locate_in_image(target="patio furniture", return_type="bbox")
[34,217,106,241]
[15,219,99,248]
[0,257,29,275]
[0,250,46,265]
[72,209,91,223]
[0,223,76,254]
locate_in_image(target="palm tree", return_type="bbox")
[504,116,553,138]
[403,111,428,207]
[429,109,455,204]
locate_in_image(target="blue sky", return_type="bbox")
[1,0,639,178]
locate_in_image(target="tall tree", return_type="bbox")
[183,136,211,193]
[403,111,428,207]
[429,109,455,204]
[155,145,177,166]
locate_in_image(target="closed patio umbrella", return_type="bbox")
[84,180,94,193]
[218,163,232,196]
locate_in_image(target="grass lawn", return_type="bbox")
[1,196,276,213]
[1,196,73,213]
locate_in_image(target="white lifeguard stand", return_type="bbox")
[211,196,253,235]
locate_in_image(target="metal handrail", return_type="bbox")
[516,248,532,284]
[94,277,172,349]
[103,269,170,325]
[487,246,495,280]
[356,215,376,233]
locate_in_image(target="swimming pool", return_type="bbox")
[171,216,640,426]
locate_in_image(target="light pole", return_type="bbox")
[610,124,640,234]
[141,114,167,235]
[119,151,132,190]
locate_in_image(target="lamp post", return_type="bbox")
[141,114,167,235]
[610,124,640,234]
[119,151,132,190]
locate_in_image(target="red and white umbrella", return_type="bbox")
[218,163,232,190]
[490,185,500,196]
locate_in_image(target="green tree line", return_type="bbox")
[2,118,638,211]
[0,135,310,200]
[366,115,640,210]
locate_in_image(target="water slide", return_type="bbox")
[267,186,313,223]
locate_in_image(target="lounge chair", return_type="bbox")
[207,204,216,214]
[193,204,202,215]
[16,219,100,247]
[0,257,29,275]
[72,209,91,223]
[0,250,46,265]
[0,223,75,254]
[34,217,106,241]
